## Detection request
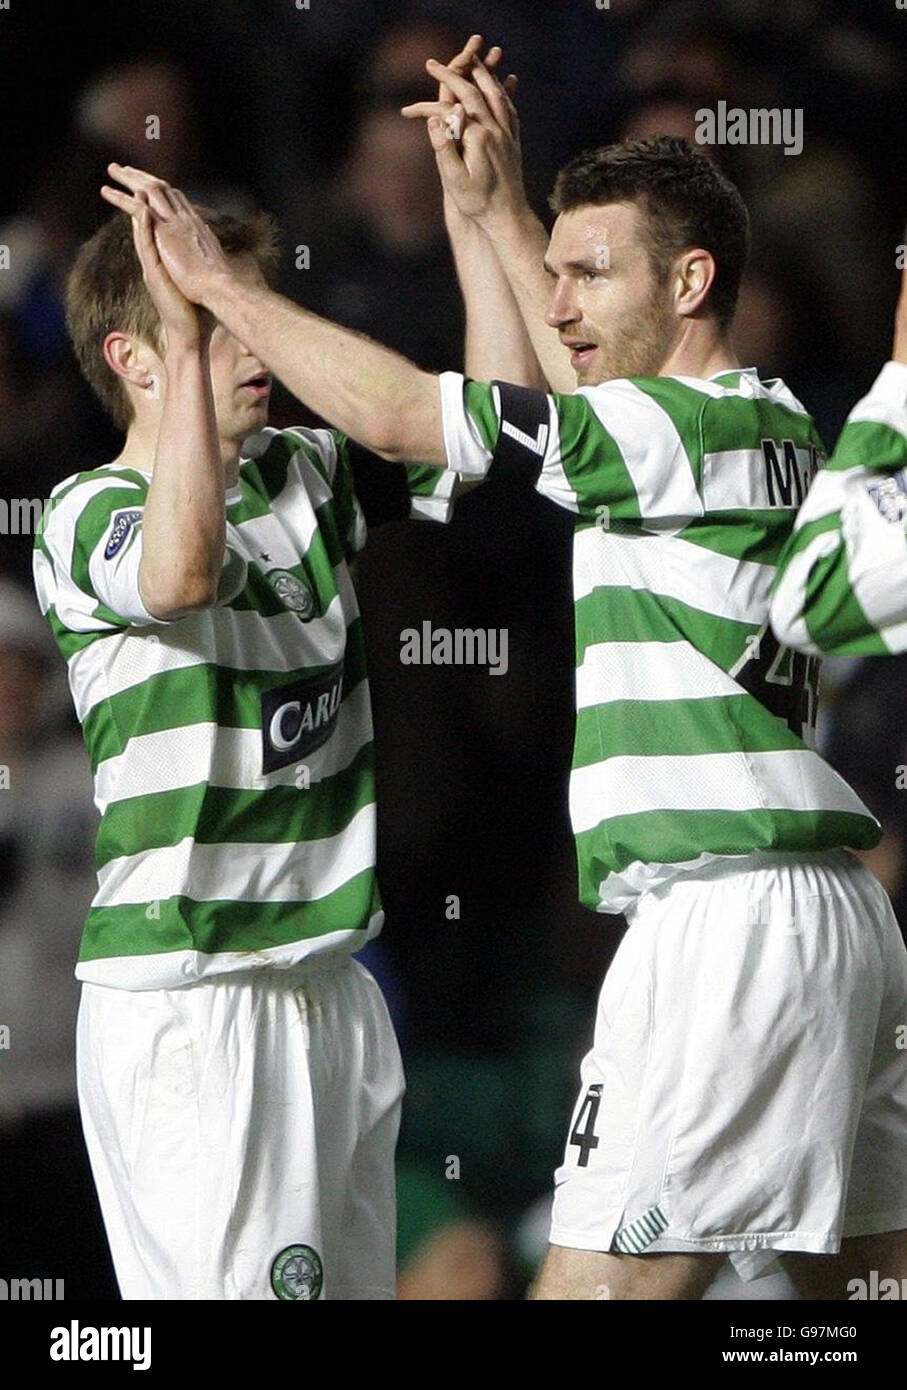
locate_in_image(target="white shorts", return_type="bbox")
[550,850,907,1281]
[77,954,404,1300]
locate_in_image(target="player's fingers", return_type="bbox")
[130,208,159,284]
[460,120,496,170]
[401,99,456,120]
[502,75,520,133]
[168,186,203,223]
[107,162,174,218]
[107,162,170,195]
[133,203,158,254]
[484,46,503,72]
[134,218,164,287]
[438,34,483,104]
[142,205,166,261]
[431,118,469,175]
[425,60,494,127]
[100,186,147,217]
[426,115,450,155]
[471,58,514,133]
[147,183,179,220]
[447,33,483,72]
[425,106,465,150]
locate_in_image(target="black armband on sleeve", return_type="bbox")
[489,382,550,483]
[345,440,412,527]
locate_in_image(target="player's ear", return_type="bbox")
[675,247,716,319]
[103,331,158,394]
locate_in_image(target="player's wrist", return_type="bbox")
[443,191,485,241]
[193,262,240,316]
[480,197,537,246]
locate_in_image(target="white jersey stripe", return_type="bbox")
[701,446,812,513]
[573,526,773,625]
[95,802,376,909]
[576,640,743,708]
[576,380,703,524]
[569,748,866,833]
[66,566,360,719]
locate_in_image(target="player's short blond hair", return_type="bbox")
[65,206,279,431]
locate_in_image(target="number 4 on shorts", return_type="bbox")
[569,1083,603,1167]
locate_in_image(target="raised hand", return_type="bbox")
[126,199,209,353]
[101,164,231,311]
[429,35,515,142]
[401,38,525,226]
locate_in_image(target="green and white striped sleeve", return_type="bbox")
[328,429,459,529]
[770,361,907,655]
[438,371,705,525]
[327,432,457,537]
[33,469,248,634]
[316,431,368,560]
[404,463,459,523]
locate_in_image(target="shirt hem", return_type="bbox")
[74,914,384,990]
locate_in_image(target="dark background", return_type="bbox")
[0,0,905,1300]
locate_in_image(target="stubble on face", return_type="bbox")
[551,202,679,388]
[586,272,677,385]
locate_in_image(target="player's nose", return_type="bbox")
[546,280,579,328]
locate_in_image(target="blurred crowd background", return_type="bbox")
[0,0,905,1300]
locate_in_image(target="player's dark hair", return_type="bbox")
[550,135,750,332]
[65,206,280,431]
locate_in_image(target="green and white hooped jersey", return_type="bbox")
[771,361,907,656]
[33,426,455,989]
[438,368,879,914]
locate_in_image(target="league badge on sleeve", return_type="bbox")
[866,469,907,524]
[104,509,144,560]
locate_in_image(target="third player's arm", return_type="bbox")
[770,260,907,656]
[769,363,907,656]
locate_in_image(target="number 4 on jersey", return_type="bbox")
[569,1083,603,1167]
[731,621,820,739]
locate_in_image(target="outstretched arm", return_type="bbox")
[101,165,699,546]
[103,166,447,465]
